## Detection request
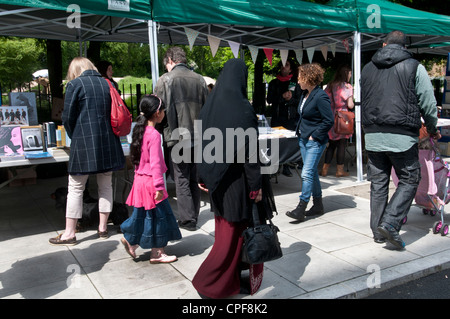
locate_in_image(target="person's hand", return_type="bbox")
[254,188,262,203]
[429,130,442,140]
[154,190,164,201]
[282,90,292,101]
[198,183,209,193]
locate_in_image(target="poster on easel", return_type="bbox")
[8,92,38,125]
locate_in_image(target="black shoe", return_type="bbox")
[305,197,324,216]
[286,200,307,221]
[178,220,197,231]
[282,165,293,177]
[377,224,405,249]
[373,236,386,244]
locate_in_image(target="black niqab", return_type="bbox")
[197,59,258,193]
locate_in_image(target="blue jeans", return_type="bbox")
[367,144,421,236]
[298,138,327,202]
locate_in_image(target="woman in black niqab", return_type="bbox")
[193,59,272,299]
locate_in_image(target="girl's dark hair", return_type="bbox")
[129,95,165,166]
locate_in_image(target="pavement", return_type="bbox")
[1,156,450,300]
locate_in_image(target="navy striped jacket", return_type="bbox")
[62,70,125,174]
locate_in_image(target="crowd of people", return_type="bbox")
[48,30,440,298]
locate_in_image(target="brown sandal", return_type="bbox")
[49,234,77,246]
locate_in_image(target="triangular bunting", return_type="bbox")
[207,35,221,57]
[263,48,274,66]
[294,49,303,64]
[320,45,328,60]
[248,45,259,64]
[343,39,350,53]
[228,40,240,58]
[306,47,315,63]
[184,27,199,51]
[280,49,289,67]
[330,43,336,57]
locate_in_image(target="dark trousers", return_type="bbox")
[170,147,201,223]
[367,144,421,237]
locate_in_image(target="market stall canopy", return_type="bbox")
[1,0,450,55]
[326,0,450,55]
[0,0,152,43]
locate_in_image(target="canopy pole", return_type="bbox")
[148,20,159,92]
[353,31,364,182]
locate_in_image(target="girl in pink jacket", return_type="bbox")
[120,95,181,263]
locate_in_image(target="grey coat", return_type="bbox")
[154,63,208,147]
[62,70,125,174]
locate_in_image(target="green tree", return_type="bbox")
[0,37,44,87]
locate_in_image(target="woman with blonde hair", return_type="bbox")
[286,63,334,221]
[49,57,125,245]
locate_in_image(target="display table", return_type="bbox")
[258,128,302,179]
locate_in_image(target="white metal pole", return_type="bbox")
[353,31,364,182]
[148,20,159,91]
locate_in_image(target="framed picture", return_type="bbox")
[0,106,29,126]
[0,125,23,156]
[20,125,43,151]
[9,92,38,125]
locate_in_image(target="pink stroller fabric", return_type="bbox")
[392,149,449,209]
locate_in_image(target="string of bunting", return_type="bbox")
[183,27,344,66]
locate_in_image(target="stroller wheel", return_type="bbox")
[433,221,442,234]
[430,210,437,217]
[422,209,430,215]
[440,223,449,236]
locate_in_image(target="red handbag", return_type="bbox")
[106,79,132,136]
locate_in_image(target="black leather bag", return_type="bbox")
[241,203,283,264]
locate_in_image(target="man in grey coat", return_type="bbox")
[155,46,208,231]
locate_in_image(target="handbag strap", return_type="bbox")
[252,202,261,226]
[251,201,275,227]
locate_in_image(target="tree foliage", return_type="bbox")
[0,37,44,86]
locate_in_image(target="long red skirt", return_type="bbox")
[192,215,263,298]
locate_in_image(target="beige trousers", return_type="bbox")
[66,172,113,219]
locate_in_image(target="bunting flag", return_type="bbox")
[330,43,336,57]
[294,49,303,64]
[263,48,274,66]
[248,45,259,63]
[280,49,289,67]
[228,40,240,58]
[207,35,221,57]
[306,47,315,63]
[320,45,328,60]
[184,27,199,51]
[343,39,350,53]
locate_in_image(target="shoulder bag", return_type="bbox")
[331,86,355,135]
[107,79,132,136]
[241,202,283,264]
[334,110,355,135]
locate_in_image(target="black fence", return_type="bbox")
[0,78,446,124]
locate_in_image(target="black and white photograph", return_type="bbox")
[20,125,43,151]
[0,106,29,126]
[9,92,38,125]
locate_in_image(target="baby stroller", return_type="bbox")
[392,138,449,236]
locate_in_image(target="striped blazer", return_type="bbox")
[62,70,125,174]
